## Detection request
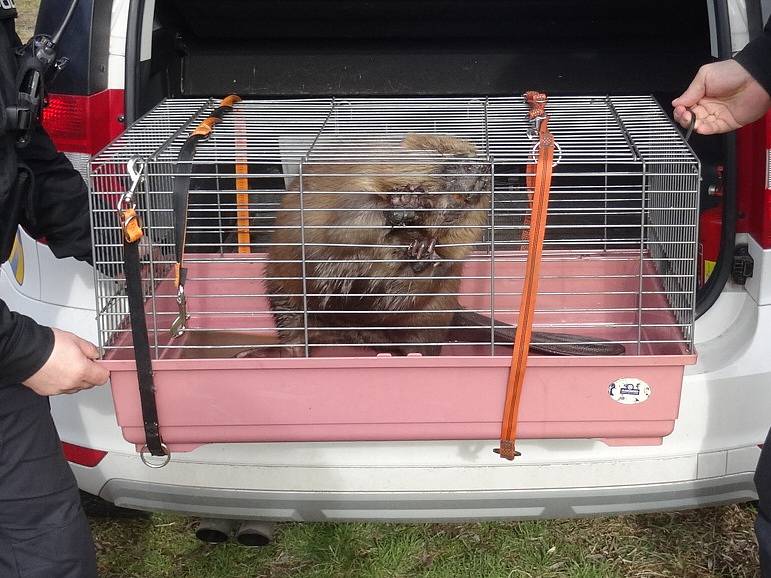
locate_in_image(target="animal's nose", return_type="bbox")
[385,209,419,227]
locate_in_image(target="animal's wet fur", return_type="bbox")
[264,133,491,356]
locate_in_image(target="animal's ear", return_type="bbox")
[401,133,477,157]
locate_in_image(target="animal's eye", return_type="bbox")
[464,193,475,203]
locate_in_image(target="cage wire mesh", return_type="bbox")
[89,96,699,360]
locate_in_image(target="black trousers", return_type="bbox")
[0,385,97,578]
[757,426,771,577]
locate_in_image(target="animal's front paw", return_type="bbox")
[407,237,438,273]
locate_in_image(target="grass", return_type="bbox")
[88,504,761,578]
[13,0,763,576]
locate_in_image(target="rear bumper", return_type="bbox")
[39,258,771,522]
[98,473,757,522]
[70,432,761,521]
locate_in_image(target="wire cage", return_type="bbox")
[90,95,699,452]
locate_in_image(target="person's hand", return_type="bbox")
[23,328,110,396]
[672,59,771,135]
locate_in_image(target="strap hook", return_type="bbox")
[169,283,189,338]
[523,91,548,140]
[118,157,146,244]
[119,156,145,210]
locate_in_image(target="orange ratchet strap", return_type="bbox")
[495,91,556,460]
[235,114,251,253]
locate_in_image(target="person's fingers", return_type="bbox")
[694,119,727,136]
[66,379,104,394]
[687,103,734,135]
[74,335,100,359]
[60,381,86,394]
[673,105,693,128]
[82,359,110,386]
[672,67,707,108]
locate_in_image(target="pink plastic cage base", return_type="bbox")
[102,251,695,452]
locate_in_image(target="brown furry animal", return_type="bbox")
[265,133,490,356]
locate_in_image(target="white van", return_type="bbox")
[2,0,769,540]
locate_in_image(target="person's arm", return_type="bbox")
[0,298,54,388]
[672,18,771,135]
[2,12,91,263]
[16,124,93,264]
[0,6,107,396]
[7,128,111,393]
[735,16,771,96]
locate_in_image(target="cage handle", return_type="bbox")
[170,94,242,338]
[495,92,557,460]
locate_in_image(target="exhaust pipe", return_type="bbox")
[195,518,235,544]
[234,520,274,547]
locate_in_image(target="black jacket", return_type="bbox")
[735,16,771,95]
[0,13,92,388]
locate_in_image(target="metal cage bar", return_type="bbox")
[89,96,699,359]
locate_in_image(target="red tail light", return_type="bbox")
[736,115,771,249]
[42,89,125,155]
[61,442,108,467]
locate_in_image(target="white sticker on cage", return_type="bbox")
[608,378,651,404]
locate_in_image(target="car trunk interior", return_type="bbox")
[137,0,713,108]
[134,0,722,166]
